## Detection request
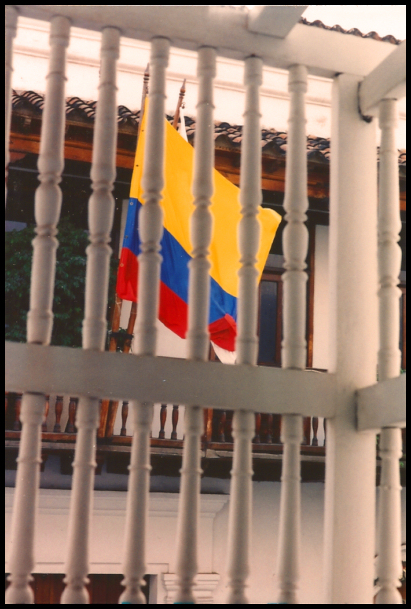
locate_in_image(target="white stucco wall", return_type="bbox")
[5,484,406,603]
[312,225,330,371]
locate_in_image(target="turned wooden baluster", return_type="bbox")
[5,5,18,204]
[159,404,167,439]
[5,18,70,604]
[173,46,216,604]
[275,64,308,604]
[53,395,64,432]
[13,393,22,431]
[226,412,234,443]
[171,405,179,440]
[120,36,170,605]
[323,418,326,446]
[375,99,403,605]
[273,414,282,444]
[267,413,274,444]
[65,397,78,433]
[42,396,50,432]
[217,410,227,442]
[61,27,120,605]
[225,56,262,604]
[253,413,261,443]
[311,416,319,446]
[120,401,129,437]
[203,409,213,446]
[302,416,311,445]
[260,413,273,444]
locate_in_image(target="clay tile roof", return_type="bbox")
[299,16,402,45]
[11,90,406,168]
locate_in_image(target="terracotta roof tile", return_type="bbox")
[11,90,406,168]
[299,16,402,45]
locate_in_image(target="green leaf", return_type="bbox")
[5,219,119,348]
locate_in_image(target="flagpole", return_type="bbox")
[98,64,150,439]
[173,78,186,129]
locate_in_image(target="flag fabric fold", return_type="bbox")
[116,104,281,351]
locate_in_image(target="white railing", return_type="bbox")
[5,6,405,605]
[276,64,308,604]
[61,25,120,604]
[174,45,216,604]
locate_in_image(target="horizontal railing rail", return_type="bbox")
[12,5,397,79]
[5,342,337,418]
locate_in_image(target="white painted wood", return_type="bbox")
[375,98,403,605]
[186,47,216,365]
[225,55,262,604]
[174,46,216,605]
[26,16,70,346]
[277,415,303,603]
[82,27,120,352]
[377,100,402,382]
[247,5,308,38]
[5,341,337,418]
[281,64,309,371]
[276,64,308,604]
[120,36,170,605]
[13,5,397,79]
[60,27,120,604]
[5,16,70,605]
[5,5,18,205]
[323,74,379,604]
[375,429,403,604]
[359,42,406,117]
[5,394,46,604]
[356,375,406,431]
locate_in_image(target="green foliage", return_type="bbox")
[5,221,118,348]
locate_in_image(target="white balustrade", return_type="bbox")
[375,98,403,605]
[174,46,216,604]
[60,27,120,604]
[4,8,407,607]
[225,55,262,604]
[5,5,18,205]
[276,64,308,604]
[120,36,170,605]
[5,16,71,605]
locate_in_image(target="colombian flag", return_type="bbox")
[116,106,281,351]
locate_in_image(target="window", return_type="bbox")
[257,271,283,366]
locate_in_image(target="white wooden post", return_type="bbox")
[275,64,308,604]
[323,73,379,604]
[225,55,262,605]
[5,5,18,204]
[375,98,403,605]
[60,27,120,604]
[120,36,170,605]
[5,16,70,605]
[174,46,216,605]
